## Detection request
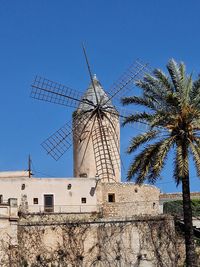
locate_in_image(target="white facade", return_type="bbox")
[0,171,98,214]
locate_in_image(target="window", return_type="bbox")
[0,195,2,203]
[21,184,25,190]
[33,198,38,204]
[134,188,138,193]
[108,193,115,203]
[67,184,72,190]
[80,173,87,178]
[44,194,54,212]
[81,197,86,204]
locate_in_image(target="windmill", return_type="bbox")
[30,47,150,182]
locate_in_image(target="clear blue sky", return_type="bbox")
[1,0,200,193]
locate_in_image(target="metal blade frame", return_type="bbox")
[31,75,95,109]
[105,60,152,105]
[41,109,93,160]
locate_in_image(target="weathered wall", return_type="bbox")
[0,199,18,267]
[97,182,160,217]
[0,214,179,267]
[0,175,161,217]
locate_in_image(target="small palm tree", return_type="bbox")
[122,59,199,267]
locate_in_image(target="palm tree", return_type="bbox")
[121,59,199,267]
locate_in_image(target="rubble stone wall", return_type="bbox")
[98,182,160,217]
[0,214,179,267]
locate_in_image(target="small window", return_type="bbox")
[33,198,38,204]
[108,193,115,203]
[0,195,2,203]
[21,184,25,190]
[81,197,86,204]
[134,188,138,193]
[67,184,72,190]
[80,173,87,178]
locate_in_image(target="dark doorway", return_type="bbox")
[44,194,54,212]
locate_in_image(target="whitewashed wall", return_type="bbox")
[0,172,98,213]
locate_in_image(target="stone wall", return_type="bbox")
[0,214,179,267]
[98,182,160,217]
[160,192,200,201]
[0,199,18,266]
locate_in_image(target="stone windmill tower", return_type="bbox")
[73,75,120,183]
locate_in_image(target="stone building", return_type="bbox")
[0,77,180,266]
[0,171,178,267]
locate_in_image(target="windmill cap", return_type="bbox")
[77,76,115,111]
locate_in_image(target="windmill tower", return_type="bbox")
[73,75,120,182]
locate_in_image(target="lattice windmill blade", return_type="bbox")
[105,113,120,142]
[41,110,93,160]
[31,75,95,109]
[92,128,119,181]
[91,113,120,181]
[41,122,72,160]
[104,60,152,106]
[102,110,124,172]
[92,126,114,181]
[78,115,98,167]
[107,125,121,170]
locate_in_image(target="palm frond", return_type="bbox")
[179,62,186,81]
[138,78,180,112]
[127,143,160,182]
[127,130,158,154]
[181,74,193,106]
[153,69,173,93]
[167,59,182,92]
[122,111,154,127]
[121,96,157,111]
[149,112,170,128]
[135,79,164,101]
[192,79,200,107]
[127,137,174,184]
[190,142,200,177]
[190,76,200,105]
[148,137,175,181]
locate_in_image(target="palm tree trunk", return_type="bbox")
[182,174,197,266]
